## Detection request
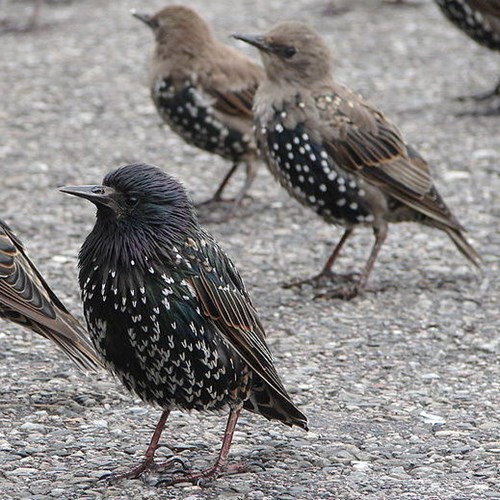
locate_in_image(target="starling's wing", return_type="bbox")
[184,233,307,428]
[0,220,102,371]
[200,47,263,119]
[316,86,462,229]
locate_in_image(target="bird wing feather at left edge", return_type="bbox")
[183,236,292,400]
[315,88,461,227]
[0,221,61,322]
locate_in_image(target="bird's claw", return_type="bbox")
[283,271,360,290]
[155,461,255,487]
[314,283,360,300]
[100,455,185,483]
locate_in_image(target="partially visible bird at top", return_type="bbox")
[434,0,500,101]
[234,22,481,300]
[61,163,307,485]
[0,218,102,372]
[131,6,264,215]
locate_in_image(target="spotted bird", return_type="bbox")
[234,22,481,299]
[132,6,264,211]
[61,163,307,485]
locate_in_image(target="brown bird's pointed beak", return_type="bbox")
[130,9,158,29]
[232,33,271,52]
[60,185,116,208]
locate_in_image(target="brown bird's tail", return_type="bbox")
[443,226,482,269]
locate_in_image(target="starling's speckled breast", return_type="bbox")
[81,240,251,412]
[152,78,253,162]
[255,109,374,226]
[436,0,500,50]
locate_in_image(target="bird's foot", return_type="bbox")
[283,270,359,290]
[382,0,423,5]
[101,455,186,483]
[195,195,253,223]
[455,100,500,117]
[314,282,362,300]
[195,195,252,223]
[455,87,500,103]
[0,20,37,33]
[156,460,258,487]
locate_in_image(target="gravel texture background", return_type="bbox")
[0,0,499,498]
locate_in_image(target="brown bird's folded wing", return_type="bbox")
[200,48,263,119]
[0,220,102,371]
[184,234,307,428]
[316,87,462,229]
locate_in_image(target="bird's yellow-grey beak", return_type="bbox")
[60,185,116,207]
[232,33,271,52]
[130,9,158,29]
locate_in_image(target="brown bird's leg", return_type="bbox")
[196,162,239,207]
[105,410,184,482]
[233,160,257,206]
[157,407,249,487]
[283,228,355,289]
[27,0,43,30]
[317,224,387,300]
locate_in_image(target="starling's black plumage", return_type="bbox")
[235,22,481,299]
[61,163,307,484]
[0,219,102,371]
[132,6,264,209]
[436,0,500,98]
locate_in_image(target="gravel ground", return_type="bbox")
[0,0,499,499]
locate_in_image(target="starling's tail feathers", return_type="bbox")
[444,227,482,269]
[245,376,308,431]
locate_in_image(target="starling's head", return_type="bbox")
[61,163,196,242]
[131,5,214,50]
[233,22,332,85]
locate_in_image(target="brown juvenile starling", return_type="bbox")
[0,219,101,371]
[435,0,500,99]
[61,163,307,485]
[234,22,481,299]
[132,6,264,210]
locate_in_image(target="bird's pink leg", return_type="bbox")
[104,410,184,482]
[157,407,250,486]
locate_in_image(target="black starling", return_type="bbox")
[132,6,264,210]
[435,0,500,99]
[61,163,307,485]
[0,219,101,371]
[234,22,481,299]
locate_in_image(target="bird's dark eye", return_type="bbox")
[282,46,296,59]
[125,196,138,208]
